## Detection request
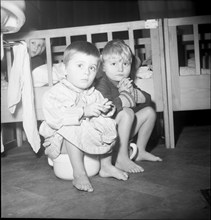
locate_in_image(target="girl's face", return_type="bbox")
[29,39,45,57]
[103,54,131,82]
[66,52,99,91]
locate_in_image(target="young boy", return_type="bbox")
[95,39,162,173]
[39,41,128,193]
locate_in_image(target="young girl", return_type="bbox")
[39,41,128,193]
[95,39,162,173]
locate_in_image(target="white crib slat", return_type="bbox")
[157,20,171,149]
[86,34,92,42]
[107,32,112,41]
[5,48,12,78]
[145,44,151,59]
[193,24,201,75]
[66,36,70,46]
[164,19,176,148]
[128,28,134,54]
[16,122,23,147]
[46,38,53,86]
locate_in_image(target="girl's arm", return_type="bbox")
[42,89,84,130]
[95,76,123,113]
[133,83,152,104]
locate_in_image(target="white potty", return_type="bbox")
[48,143,138,180]
[48,154,100,180]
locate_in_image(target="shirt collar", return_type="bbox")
[61,79,95,95]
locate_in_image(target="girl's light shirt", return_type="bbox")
[42,78,115,130]
[39,78,117,154]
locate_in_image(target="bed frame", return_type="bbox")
[164,15,211,148]
[1,19,171,149]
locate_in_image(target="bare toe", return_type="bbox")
[116,158,144,173]
[72,174,94,192]
[128,165,144,173]
[135,151,162,162]
[99,165,129,181]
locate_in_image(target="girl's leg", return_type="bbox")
[99,152,128,180]
[115,108,144,173]
[131,107,162,162]
[62,140,94,192]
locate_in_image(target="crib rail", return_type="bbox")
[4,19,166,111]
[4,20,155,82]
[2,19,171,148]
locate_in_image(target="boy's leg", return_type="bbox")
[99,152,128,180]
[115,108,144,173]
[62,140,94,192]
[131,107,162,162]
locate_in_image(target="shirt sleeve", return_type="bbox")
[42,86,84,130]
[133,83,152,104]
[95,76,123,113]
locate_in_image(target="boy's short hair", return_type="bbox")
[102,39,133,63]
[63,41,100,67]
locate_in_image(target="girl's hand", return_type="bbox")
[118,78,133,93]
[101,99,115,115]
[104,103,116,117]
[43,139,51,148]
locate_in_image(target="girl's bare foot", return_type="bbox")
[115,156,144,173]
[72,173,94,192]
[99,164,128,180]
[135,151,162,162]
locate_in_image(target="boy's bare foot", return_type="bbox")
[135,151,162,162]
[115,156,144,173]
[72,174,94,192]
[99,164,128,180]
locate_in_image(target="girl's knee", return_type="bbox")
[116,107,134,124]
[146,107,156,121]
[122,108,135,120]
[137,106,156,121]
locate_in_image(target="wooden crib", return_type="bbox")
[1,19,170,149]
[164,15,211,148]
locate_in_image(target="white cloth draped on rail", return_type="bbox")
[7,41,41,153]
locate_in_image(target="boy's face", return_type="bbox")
[103,54,131,82]
[66,52,99,90]
[29,39,45,57]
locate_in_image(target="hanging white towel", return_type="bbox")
[7,41,41,153]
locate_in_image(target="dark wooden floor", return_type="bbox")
[1,125,210,219]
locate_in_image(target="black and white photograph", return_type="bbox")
[1,0,210,219]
